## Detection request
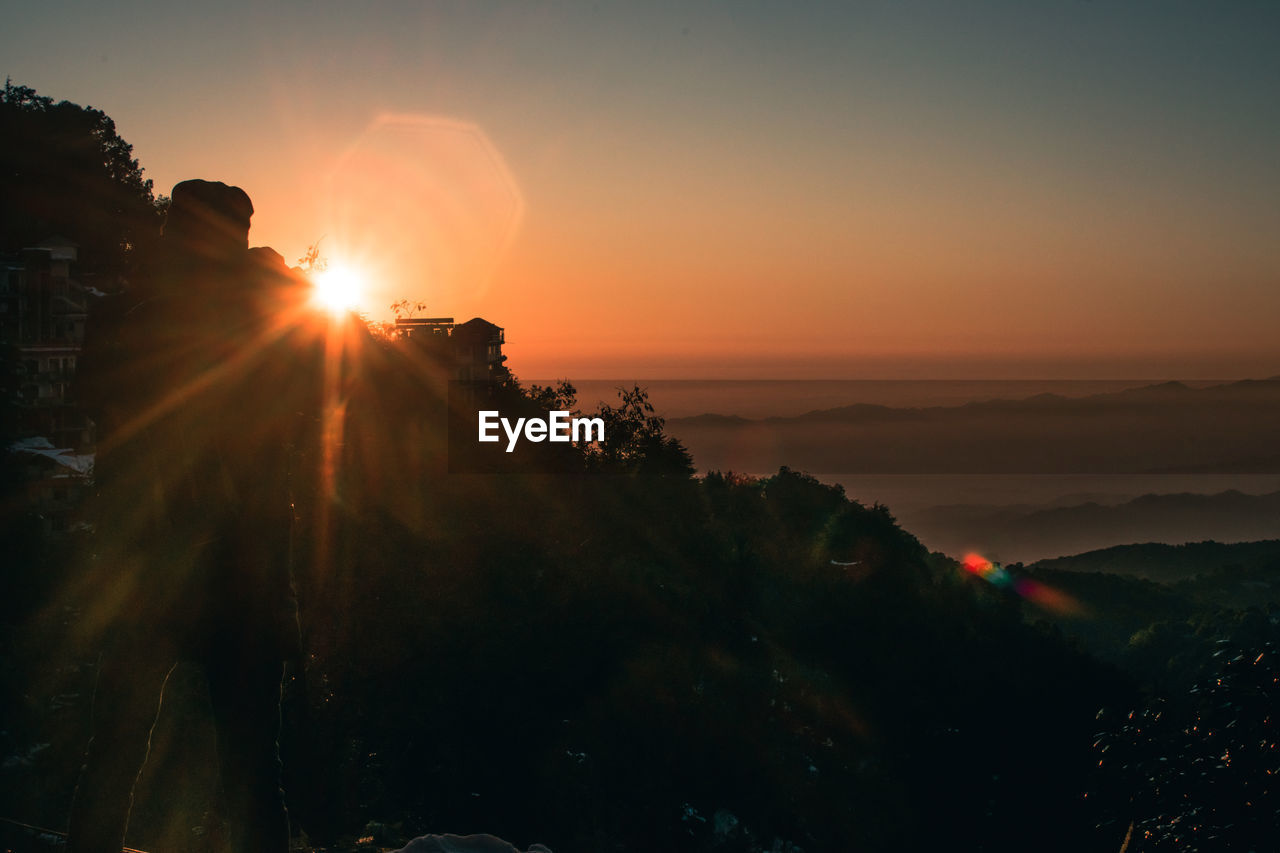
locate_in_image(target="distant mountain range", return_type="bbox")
[900,490,1280,564]
[668,378,1280,475]
[998,538,1280,670]
[1027,538,1280,582]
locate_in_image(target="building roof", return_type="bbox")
[451,317,503,341]
[8,436,94,476]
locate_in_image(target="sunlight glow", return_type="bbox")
[323,114,524,322]
[312,264,366,316]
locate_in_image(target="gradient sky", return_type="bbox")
[5,1,1279,378]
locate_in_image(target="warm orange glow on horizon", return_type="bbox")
[35,4,1272,380]
[231,109,1280,380]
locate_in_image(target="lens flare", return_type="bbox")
[323,114,524,322]
[312,264,365,316]
[962,552,1013,588]
[961,552,1086,616]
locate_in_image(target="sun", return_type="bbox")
[311,264,365,316]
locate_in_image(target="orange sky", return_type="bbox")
[5,2,1279,378]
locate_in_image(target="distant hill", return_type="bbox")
[669,378,1280,474]
[1027,539,1280,582]
[1013,567,1194,662]
[1010,537,1280,675]
[904,491,1280,563]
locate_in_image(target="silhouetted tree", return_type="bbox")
[0,80,162,281]
[587,385,694,475]
[523,378,578,413]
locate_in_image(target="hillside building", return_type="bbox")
[395,315,509,384]
[2,236,98,535]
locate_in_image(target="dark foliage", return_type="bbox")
[269,406,1130,851]
[0,80,162,280]
[1093,632,1280,851]
[2,318,1144,852]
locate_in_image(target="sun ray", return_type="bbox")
[96,301,318,455]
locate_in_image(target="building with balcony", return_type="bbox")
[2,236,94,420]
[2,236,97,535]
[395,315,509,384]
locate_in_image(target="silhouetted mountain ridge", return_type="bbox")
[691,377,1280,425]
[904,490,1280,564]
[1027,538,1280,582]
[669,378,1280,474]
